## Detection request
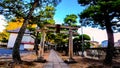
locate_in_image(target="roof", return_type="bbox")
[7,28,32,34]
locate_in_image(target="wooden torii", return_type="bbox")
[36,24,80,62]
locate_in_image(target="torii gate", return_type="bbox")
[36,24,80,62]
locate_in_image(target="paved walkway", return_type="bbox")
[43,49,69,68]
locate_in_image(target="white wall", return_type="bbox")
[22,34,34,43]
[24,44,34,50]
[7,33,34,50]
[7,33,18,48]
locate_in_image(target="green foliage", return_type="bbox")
[54,33,68,52]
[46,32,55,42]
[30,6,56,28]
[0,0,61,62]
[54,33,68,44]
[0,0,61,20]
[78,0,91,6]
[46,32,68,47]
[79,34,91,41]
[78,0,119,64]
[78,0,120,30]
[73,34,91,51]
[63,14,78,26]
[0,31,9,43]
[29,6,56,46]
[40,6,55,25]
[0,0,28,19]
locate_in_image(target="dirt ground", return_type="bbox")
[0,50,49,68]
[59,52,120,68]
[0,50,120,68]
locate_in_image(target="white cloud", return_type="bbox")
[78,27,120,44]
[0,15,7,32]
[55,19,63,24]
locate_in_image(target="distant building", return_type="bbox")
[90,41,100,48]
[118,40,120,45]
[114,42,119,47]
[101,40,120,47]
[115,39,120,47]
[7,28,34,50]
[101,40,108,47]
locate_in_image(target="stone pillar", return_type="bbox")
[66,28,76,63]
[41,30,46,56]
[39,29,46,57]
[36,29,46,62]
[69,28,73,59]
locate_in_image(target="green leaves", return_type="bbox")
[0,0,27,19]
[73,34,91,50]
[63,14,77,26]
[36,6,55,27]
[78,0,91,6]
[79,34,91,41]
[79,0,120,29]
[29,6,55,28]
[0,0,61,20]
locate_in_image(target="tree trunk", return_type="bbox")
[12,0,39,63]
[104,20,114,65]
[34,32,39,56]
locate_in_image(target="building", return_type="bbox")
[90,41,100,48]
[101,40,120,47]
[115,39,120,47]
[101,40,108,47]
[7,28,34,50]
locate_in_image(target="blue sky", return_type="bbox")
[54,0,85,24]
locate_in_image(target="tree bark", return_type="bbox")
[12,0,39,63]
[104,19,114,65]
[34,32,39,56]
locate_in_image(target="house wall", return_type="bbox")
[21,34,34,50]
[7,33,18,48]
[24,44,34,50]
[21,34,34,44]
[101,40,108,47]
[7,33,34,50]
[101,40,120,47]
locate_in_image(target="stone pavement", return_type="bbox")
[43,49,69,68]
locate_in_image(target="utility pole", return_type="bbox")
[80,19,84,57]
[81,25,84,57]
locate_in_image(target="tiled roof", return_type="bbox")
[7,28,32,34]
